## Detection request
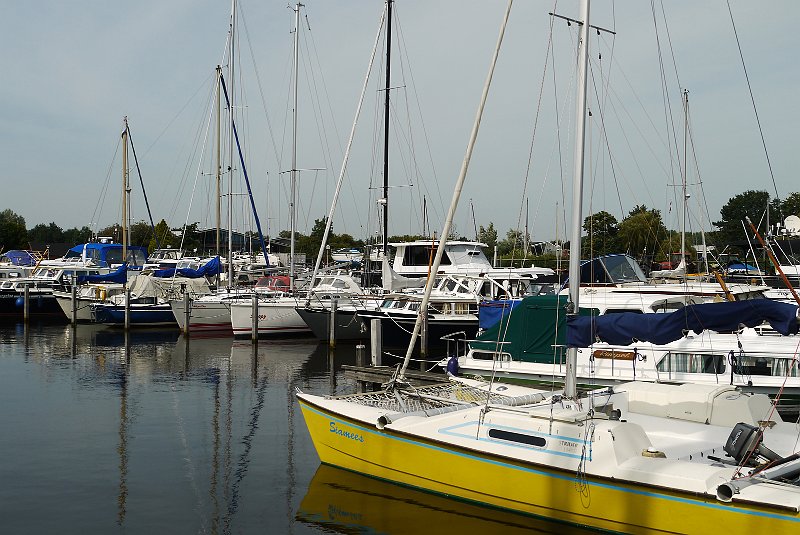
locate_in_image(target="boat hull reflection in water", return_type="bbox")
[297,463,590,534]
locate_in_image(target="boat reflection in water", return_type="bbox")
[297,464,594,534]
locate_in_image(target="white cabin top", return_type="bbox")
[389,241,491,276]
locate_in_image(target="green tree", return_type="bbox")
[28,222,64,245]
[477,222,498,251]
[657,232,695,262]
[498,229,524,256]
[582,211,618,257]
[0,209,28,250]
[63,226,93,246]
[180,222,203,254]
[129,221,152,248]
[779,192,800,219]
[713,190,770,244]
[617,205,668,260]
[148,219,174,253]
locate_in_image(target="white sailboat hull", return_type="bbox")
[229,296,311,337]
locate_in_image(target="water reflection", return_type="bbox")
[297,464,592,534]
[4,323,575,534]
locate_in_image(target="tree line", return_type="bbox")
[2,189,797,260]
[0,210,205,256]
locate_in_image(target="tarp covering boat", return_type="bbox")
[471,295,578,363]
[566,299,800,348]
[1,250,38,266]
[77,263,128,284]
[66,243,148,268]
[478,299,521,330]
[152,256,222,279]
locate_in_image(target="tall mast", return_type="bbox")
[397,0,512,380]
[121,117,129,262]
[564,0,591,399]
[681,88,688,275]
[382,0,393,257]
[227,0,236,287]
[216,65,222,258]
[290,3,303,290]
[525,197,529,256]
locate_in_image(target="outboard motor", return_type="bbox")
[724,422,781,467]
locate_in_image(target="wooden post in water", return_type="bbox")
[183,292,191,336]
[420,311,429,370]
[71,284,77,325]
[370,318,382,366]
[23,283,30,323]
[328,297,338,350]
[355,342,364,393]
[251,295,259,343]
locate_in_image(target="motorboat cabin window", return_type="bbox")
[731,356,798,377]
[104,249,147,267]
[331,279,347,289]
[454,303,471,315]
[402,245,451,266]
[657,352,726,375]
[430,303,448,314]
[580,254,646,285]
[408,302,420,311]
[380,299,394,308]
[443,279,458,292]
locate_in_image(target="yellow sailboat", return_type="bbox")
[297,1,800,532]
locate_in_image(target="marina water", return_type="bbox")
[0,323,592,534]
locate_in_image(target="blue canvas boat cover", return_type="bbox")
[566,299,800,348]
[478,300,521,330]
[1,250,37,266]
[153,256,222,279]
[77,263,128,284]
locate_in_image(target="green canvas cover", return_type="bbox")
[472,295,595,364]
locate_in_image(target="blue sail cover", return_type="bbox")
[77,263,128,284]
[478,300,521,330]
[566,299,800,348]
[153,256,222,279]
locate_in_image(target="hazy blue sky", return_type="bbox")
[1,1,796,245]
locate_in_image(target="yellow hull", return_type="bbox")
[299,397,800,534]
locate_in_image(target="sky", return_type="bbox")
[1,1,797,246]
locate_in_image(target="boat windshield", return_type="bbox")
[600,255,646,283]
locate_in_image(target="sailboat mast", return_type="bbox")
[396,0,512,379]
[382,0,393,257]
[681,88,688,273]
[121,117,129,263]
[227,0,236,288]
[565,0,591,400]
[290,2,302,290]
[216,65,222,258]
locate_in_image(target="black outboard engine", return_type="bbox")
[724,422,781,467]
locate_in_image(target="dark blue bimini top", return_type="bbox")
[566,299,799,348]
